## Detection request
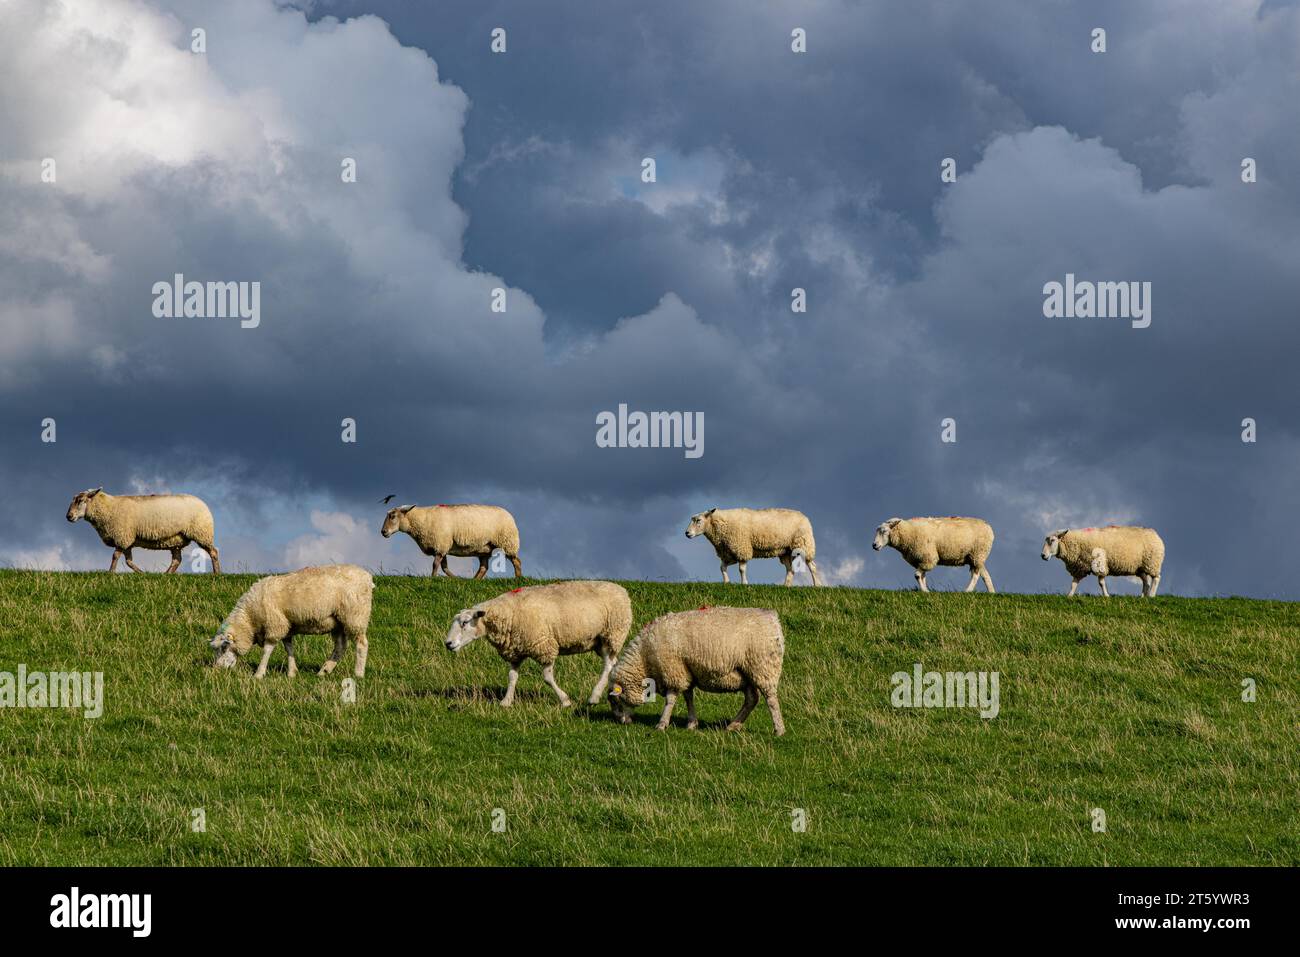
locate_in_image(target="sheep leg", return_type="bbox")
[1149,575,1161,597]
[509,554,522,577]
[164,547,182,574]
[979,567,995,593]
[500,663,520,707]
[727,683,760,731]
[108,549,122,572]
[738,561,749,585]
[588,650,617,704]
[763,690,786,736]
[806,559,822,587]
[964,566,979,592]
[684,687,698,730]
[473,555,489,580]
[123,548,145,573]
[1067,578,1081,597]
[204,544,221,574]
[655,691,677,730]
[1140,574,1151,597]
[254,642,276,678]
[284,637,297,678]
[780,555,794,587]
[319,629,345,675]
[720,561,730,584]
[541,663,572,708]
[439,555,458,578]
[1097,577,1110,598]
[914,568,929,593]
[352,631,369,678]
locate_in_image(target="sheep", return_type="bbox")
[872,516,995,592]
[381,503,521,579]
[66,487,220,574]
[1041,526,1165,597]
[608,606,786,735]
[209,564,374,678]
[685,507,821,586]
[444,580,632,707]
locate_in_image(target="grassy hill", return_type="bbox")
[0,570,1294,866]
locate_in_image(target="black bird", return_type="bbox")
[380,494,396,504]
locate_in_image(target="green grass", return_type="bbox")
[0,570,1295,866]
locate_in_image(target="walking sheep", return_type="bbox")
[443,580,632,707]
[66,487,220,573]
[872,516,995,593]
[381,503,521,578]
[1041,526,1165,597]
[685,507,821,586]
[608,606,786,735]
[209,564,373,678]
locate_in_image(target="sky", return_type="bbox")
[2,0,1299,596]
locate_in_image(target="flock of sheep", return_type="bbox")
[62,487,1169,734]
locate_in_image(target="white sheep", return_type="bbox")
[1041,526,1165,596]
[872,516,995,592]
[444,580,633,707]
[381,503,521,578]
[685,507,821,586]
[66,487,220,573]
[209,564,374,678]
[608,605,786,735]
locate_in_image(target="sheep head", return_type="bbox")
[684,507,716,539]
[872,518,902,551]
[445,607,487,652]
[607,679,642,722]
[65,487,103,522]
[380,504,415,538]
[209,632,238,669]
[1042,529,1069,561]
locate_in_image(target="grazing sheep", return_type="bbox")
[685,507,821,586]
[381,503,521,578]
[872,516,996,593]
[444,580,632,707]
[209,564,373,678]
[66,487,220,574]
[1041,526,1165,597]
[608,606,786,735]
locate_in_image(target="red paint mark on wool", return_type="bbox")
[698,604,712,611]
[510,587,523,594]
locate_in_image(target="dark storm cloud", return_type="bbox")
[3,0,1299,597]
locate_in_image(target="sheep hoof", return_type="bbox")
[726,721,744,732]
[655,723,669,731]
[559,699,573,709]
[686,721,699,730]
[499,698,514,708]
[318,662,337,675]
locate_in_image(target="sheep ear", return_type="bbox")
[88,487,103,497]
[472,609,485,619]
[399,504,415,513]
[705,507,716,515]
[886,517,901,527]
